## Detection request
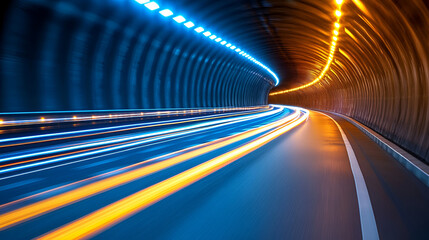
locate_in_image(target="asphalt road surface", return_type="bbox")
[0,105,428,239]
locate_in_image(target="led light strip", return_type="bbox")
[134,0,280,86]
[270,0,344,96]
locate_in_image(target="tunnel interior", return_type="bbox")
[0,0,428,162]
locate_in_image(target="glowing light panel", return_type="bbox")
[173,15,186,23]
[184,21,195,28]
[159,9,173,17]
[144,2,159,10]
[194,27,204,33]
[135,0,150,4]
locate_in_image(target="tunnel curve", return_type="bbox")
[269,0,429,162]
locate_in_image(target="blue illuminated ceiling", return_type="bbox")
[134,0,280,86]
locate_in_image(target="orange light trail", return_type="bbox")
[0,108,276,171]
[0,108,301,231]
[0,108,269,148]
[0,106,267,127]
[0,129,194,169]
[37,109,308,240]
[269,0,344,96]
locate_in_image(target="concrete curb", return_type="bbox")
[330,112,429,188]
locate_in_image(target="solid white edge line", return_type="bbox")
[329,112,429,186]
[319,112,379,240]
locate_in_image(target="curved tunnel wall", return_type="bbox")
[270,0,429,162]
[0,0,274,112]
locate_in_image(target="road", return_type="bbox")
[0,105,428,239]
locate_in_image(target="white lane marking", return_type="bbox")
[320,112,379,240]
[332,112,429,179]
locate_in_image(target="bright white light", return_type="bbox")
[159,9,173,17]
[215,37,222,42]
[220,41,227,45]
[194,27,204,33]
[235,48,241,52]
[173,15,186,23]
[203,31,211,37]
[230,46,236,50]
[135,0,150,4]
[226,43,232,47]
[144,2,160,10]
[184,21,195,28]
[335,10,342,17]
[209,35,216,40]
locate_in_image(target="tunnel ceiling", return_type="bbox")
[168,0,428,90]
[148,0,300,89]
[152,0,337,89]
[166,0,429,161]
[0,0,428,160]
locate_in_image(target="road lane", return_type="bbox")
[0,107,428,239]
[119,111,363,240]
[327,113,429,239]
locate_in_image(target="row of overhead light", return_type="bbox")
[134,0,279,86]
[270,0,344,96]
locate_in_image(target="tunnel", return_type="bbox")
[0,0,428,239]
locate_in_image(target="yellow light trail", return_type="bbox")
[37,109,309,240]
[270,0,344,96]
[0,108,300,231]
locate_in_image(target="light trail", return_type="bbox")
[0,107,270,148]
[36,107,308,240]
[0,106,265,127]
[269,0,344,95]
[0,108,281,173]
[0,106,301,231]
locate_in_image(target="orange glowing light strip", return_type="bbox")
[269,0,344,96]
[37,110,309,240]
[0,108,300,231]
